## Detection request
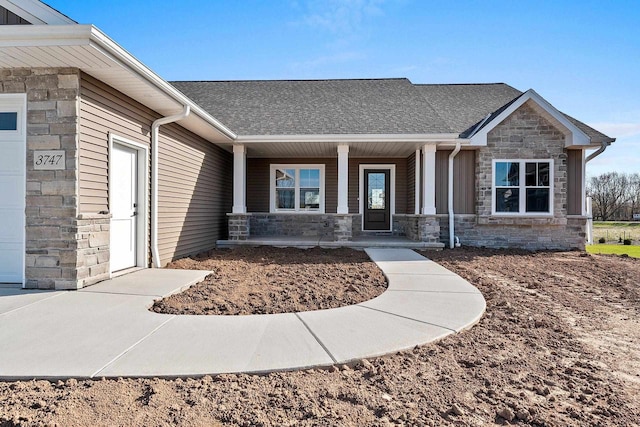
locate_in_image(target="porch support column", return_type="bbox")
[337,144,349,214]
[414,149,421,215]
[232,144,246,214]
[421,144,436,215]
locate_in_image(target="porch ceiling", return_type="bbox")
[0,25,235,144]
[235,137,466,158]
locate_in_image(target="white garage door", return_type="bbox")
[0,95,26,284]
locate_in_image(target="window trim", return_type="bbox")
[491,159,554,216]
[269,164,325,213]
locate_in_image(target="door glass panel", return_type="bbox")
[0,112,18,131]
[368,172,385,210]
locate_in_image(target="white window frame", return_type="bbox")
[491,159,554,216]
[270,164,325,213]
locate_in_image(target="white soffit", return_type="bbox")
[0,25,235,143]
[469,89,591,147]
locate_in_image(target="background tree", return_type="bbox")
[588,172,630,220]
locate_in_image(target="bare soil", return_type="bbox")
[152,247,388,315]
[2,247,640,426]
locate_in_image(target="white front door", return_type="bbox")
[0,96,25,284]
[110,143,138,272]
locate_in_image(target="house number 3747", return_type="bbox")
[33,150,65,170]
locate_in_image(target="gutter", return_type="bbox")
[151,106,191,268]
[448,142,461,249]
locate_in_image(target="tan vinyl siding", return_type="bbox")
[0,6,31,24]
[157,124,232,263]
[435,150,475,214]
[567,150,583,215]
[78,72,232,266]
[247,158,337,213]
[79,73,154,213]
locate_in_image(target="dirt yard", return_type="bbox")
[1,247,639,426]
[152,247,388,315]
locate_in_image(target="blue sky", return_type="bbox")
[46,0,639,177]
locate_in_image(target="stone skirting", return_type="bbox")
[393,215,440,243]
[230,213,439,243]
[436,214,587,250]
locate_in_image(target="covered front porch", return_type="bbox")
[221,138,461,248]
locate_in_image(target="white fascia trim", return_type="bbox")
[87,26,236,141]
[0,0,75,25]
[469,89,591,148]
[0,25,236,141]
[236,133,461,144]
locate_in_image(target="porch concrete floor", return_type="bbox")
[0,248,483,379]
[217,235,445,249]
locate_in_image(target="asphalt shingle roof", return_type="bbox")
[171,78,454,135]
[171,78,614,143]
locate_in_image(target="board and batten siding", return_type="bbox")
[78,72,232,266]
[435,150,475,214]
[566,149,584,215]
[246,157,407,214]
[246,158,338,213]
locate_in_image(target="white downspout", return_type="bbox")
[448,142,461,249]
[584,141,610,246]
[151,105,191,268]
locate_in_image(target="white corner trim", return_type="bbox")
[359,164,396,232]
[108,133,150,274]
[470,89,591,147]
[0,0,75,25]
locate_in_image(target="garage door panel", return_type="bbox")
[0,143,22,172]
[0,246,22,282]
[0,95,25,284]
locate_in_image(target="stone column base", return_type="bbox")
[228,213,250,241]
[334,214,353,242]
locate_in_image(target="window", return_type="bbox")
[493,160,553,215]
[271,164,324,212]
[0,112,18,131]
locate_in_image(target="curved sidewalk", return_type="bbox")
[0,248,485,380]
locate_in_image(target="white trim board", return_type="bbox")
[0,0,75,25]
[108,134,149,275]
[470,89,591,147]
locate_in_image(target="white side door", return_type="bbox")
[0,96,25,284]
[110,143,138,272]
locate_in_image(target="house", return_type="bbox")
[0,0,614,290]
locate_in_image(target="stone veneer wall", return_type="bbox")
[393,215,441,243]
[437,102,587,250]
[1,68,110,289]
[248,213,336,241]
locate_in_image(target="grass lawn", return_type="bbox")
[586,243,640,258]
[592,221,640,243]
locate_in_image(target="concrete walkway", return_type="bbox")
[0,249,485,379]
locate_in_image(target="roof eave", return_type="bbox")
[235,133,463,144]
[0,24,236,142]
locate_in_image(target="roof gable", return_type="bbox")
[0,0,74,25]
[469,89,591,147]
